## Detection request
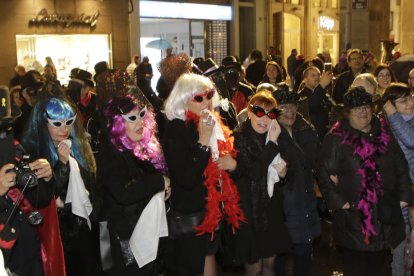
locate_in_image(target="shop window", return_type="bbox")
[207,21,228,64]
[16,34,112,85]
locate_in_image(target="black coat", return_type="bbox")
[317,117,412,251]
[97,145,165,275]
[299,85,330,141]
[276,114,321,244]
[332,69,365,104]
[162,118,214,275]
[230,120,291,264]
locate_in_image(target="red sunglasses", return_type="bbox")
[249,105,280,120]
[192,90,215,103]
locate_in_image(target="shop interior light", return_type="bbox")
[139,1,232,21]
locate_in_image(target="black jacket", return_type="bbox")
[97,145,164,239]
[276,114,321,244]
[332,69,365,104]
[299,85,330,141]
[317,116,412,251]
[162,118,213,274]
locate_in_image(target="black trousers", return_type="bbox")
[340,247,389,276]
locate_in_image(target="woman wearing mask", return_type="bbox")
[21,87,100,276]
[98,90,170,275]
[232,90,291,276]
[163,73,245,275]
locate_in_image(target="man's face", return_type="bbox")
[408,71,414,88]
[304,69,321,90]
[348,53,364,72]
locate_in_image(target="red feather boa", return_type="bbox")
[185,111,245,238]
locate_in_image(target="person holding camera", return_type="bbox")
[0,85,59,276]
[21,84,101,276]
[298,66,333,141]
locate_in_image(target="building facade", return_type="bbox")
[0,0,130,86]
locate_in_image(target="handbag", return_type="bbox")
[116,233,137,267]
[167,210,205,238]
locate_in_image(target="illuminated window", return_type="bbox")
[331,0,338,8]
[16,34,112,85]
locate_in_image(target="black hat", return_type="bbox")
[196,58,223,76]
[272,82,300,105]
[94,61,109,81]
[222,56,241,71]
[343,86,372,108]
[70,68,95,88]
[0,86,22,126]
[20,72,43,93]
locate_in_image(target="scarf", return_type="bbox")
[185,111,245,238]
[331,119,390,244]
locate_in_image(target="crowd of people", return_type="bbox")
[0,46,413,276]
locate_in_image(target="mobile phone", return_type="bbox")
[324,62,332,72]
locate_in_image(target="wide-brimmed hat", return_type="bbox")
[196,58,223,76]
[0,86,22,126]
[222,56,241,71]
[343,86,373,108]
[70,68,95,88]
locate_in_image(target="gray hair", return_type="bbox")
[353,73,378,90]
[164,73,219,121]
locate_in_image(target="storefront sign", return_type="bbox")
[29,9,100,28]
[352,0,368,9]
[319,16,335,31]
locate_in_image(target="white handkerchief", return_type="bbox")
[129,191,168,268]
[202,109,225,161]
[265,120,286,197]
[65,156,93,229]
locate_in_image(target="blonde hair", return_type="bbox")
[164,73,219,121]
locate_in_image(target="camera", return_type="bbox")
[14,154,38,189]
[324,62,332,72]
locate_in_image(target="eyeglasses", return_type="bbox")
[352,105,372,113]
[249,105,280,119]
[121,106,147,122]
[47,114,77,128]
[192,89,215,103]
[377,73,391,79]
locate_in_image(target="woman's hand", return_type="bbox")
[383,100,397,116]
[0,164,16,196]
[273,159,287,178]
[217,154,237,171]
[163,176,171,200]
[29,159,53,182]
[198,112,215,146]
[268,119,281,143]
[57,142,71,165]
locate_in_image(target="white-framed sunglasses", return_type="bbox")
[47,114,77,128]
[121,106,147,122]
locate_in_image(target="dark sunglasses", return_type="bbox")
[121,106,147,122]
[47,114,77,128]
[249,105,280,120]
[192,90,215,103]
